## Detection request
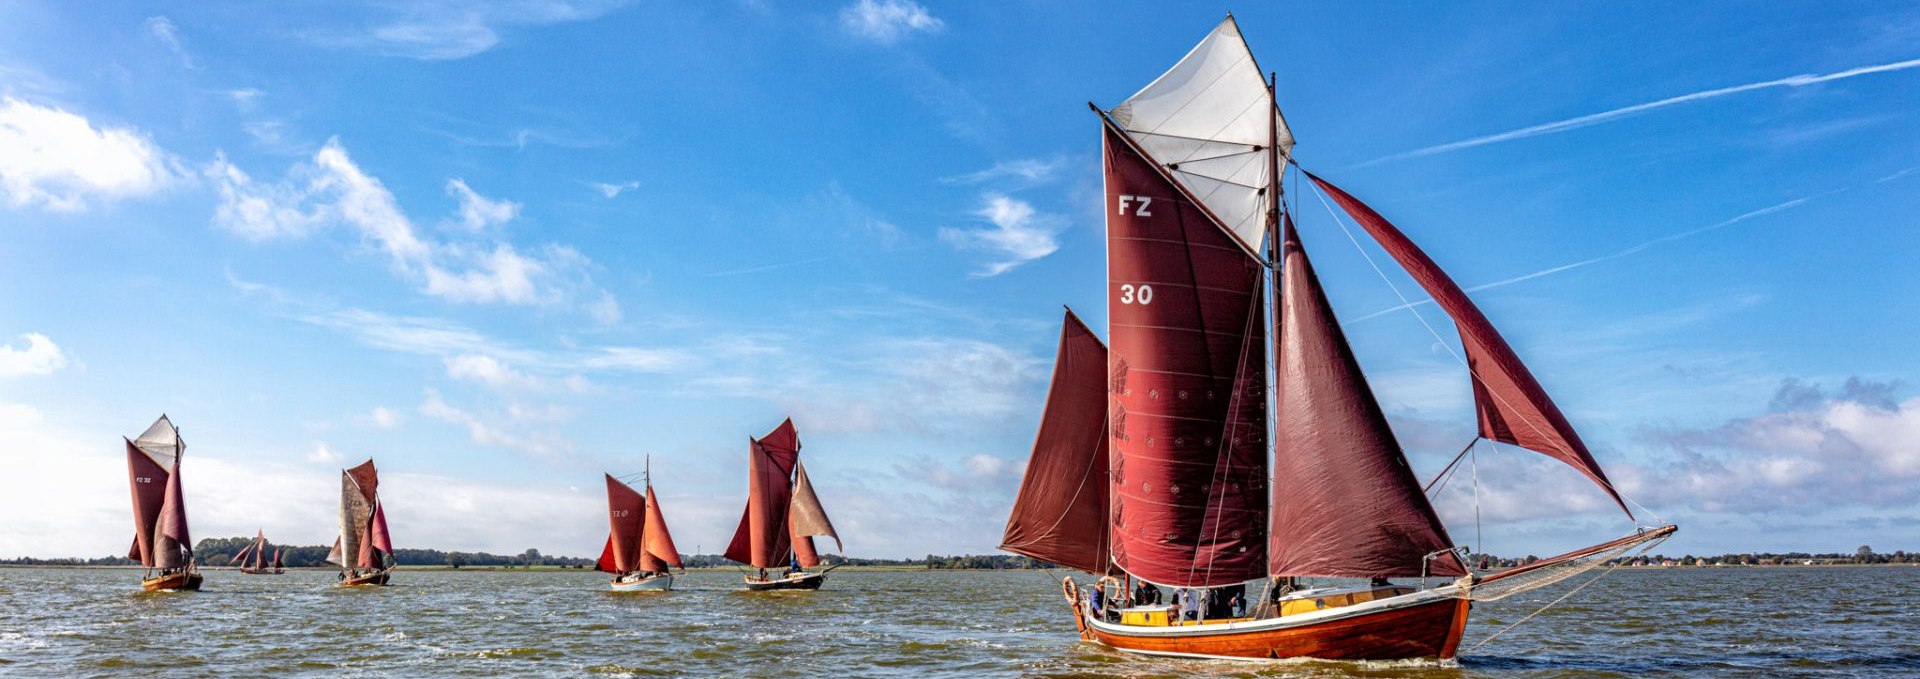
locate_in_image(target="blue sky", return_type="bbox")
[2,1,1915,560]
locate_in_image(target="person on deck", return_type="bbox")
[1089,585,1109,621]
[1133,580,1159,606]
[1179,588,1200,622]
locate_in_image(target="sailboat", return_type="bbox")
[1002,16,1677,661]
[125,415,202,592]
[233,529,286,574]
[726,418,843,591]
[598,459,684,592]
[328,458,395,587]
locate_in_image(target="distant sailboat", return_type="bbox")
[1004,16,1676,662]
[726,418,843,591]
[233,529,285,574]
[598,459,684,592]
[125,415,202,592]
[328,459,394,587]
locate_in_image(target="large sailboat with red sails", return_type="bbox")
[233,529,286,575]
[598,459,684,592]
[1002,16,1676,662]
[328,458,395,587]
[125,415,202,592]
[726,418,844,591]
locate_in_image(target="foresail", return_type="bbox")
[1109,16,1291,254]
[153,456,191,569]
[1306,173,1631,518]
[1000,309,1112,574]
[1270,219,1463,578]
[788,461,840,568]
[1105,123,1270,587]
[641,485,682,570]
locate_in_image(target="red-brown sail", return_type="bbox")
[124,436,173,565]
[1104,121,1270,587]
[787,461,840,568]
[271,548,282,569]
[153,455,192,570]
[1000,308,1112,574]
[369,504,393,562]
[1270,219,1465,578]
[724,420,800,569]
[640,485,682,571]
[1304,173,1630,517]
[598,474,646,573]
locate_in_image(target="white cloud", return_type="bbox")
[943,157,1063,186]
[444,353,541,390]
[365,406,403,429]
[307,442,344,463]
[788,337,1045,434]
[314,1,630,60]
[0,98,182,212]
[588,180,640,198]
[582,346,692,373]
[938,193,1062,276]
[209,138,616,314]
[446,178,520,232]
[839,0,943,44]
[419,389,574,460]
[0,333,68,377]
[145,16,193,68]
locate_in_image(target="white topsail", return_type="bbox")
[1109,15,1293,254]
[133,415,182,467]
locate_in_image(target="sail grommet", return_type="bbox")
[1146,437,1154,448]
[1178,390,1189,400]
[1149,389,1159,400]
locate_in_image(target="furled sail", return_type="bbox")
[640,484,683,571]
[1269,219,1464,578]
[787,461,840,568]
[724,419,801,569]
[1104,122,1270,587]
[1305,173,1631,517]
[1000,309,1112,574]
[597,474,646,574]
[1108,15,1293,255]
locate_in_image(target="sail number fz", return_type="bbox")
[1117,194,1153,217]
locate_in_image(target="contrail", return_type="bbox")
[1360,56,1920,166]
[1350,193,1835,322]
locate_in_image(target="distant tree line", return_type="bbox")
[1465,545,1919,569]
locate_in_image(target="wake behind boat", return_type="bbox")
[125,415,202,592]
[598,458,684,592]
[328,458,395,587]
[726,418,844,591]
[1002,15,1675,662]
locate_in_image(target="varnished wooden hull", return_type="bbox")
[141,572,203,592]
[610,573,673,591]
[337,569,392,587]
[1084,590,1471,661]
[742,571,825,591]
[238,568,285,575]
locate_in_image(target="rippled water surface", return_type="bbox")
[1,566,1915,677]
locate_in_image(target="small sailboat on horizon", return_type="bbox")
[328,458,395,587]
[233,529,286,574]
[598,459,684,592]
[125,415,202,592]
[1003,15,1675,662]
[727,418,843,591]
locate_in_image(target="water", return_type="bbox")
[0,567,1914,677]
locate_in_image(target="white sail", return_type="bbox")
[1109,16,1293,254]
[133,415,182,467]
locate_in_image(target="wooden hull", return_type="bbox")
[1083,589,1471,661]
[610,573,673,592]
[337,569,392,587]
[141,572,203,592]
[742,571,826,591]
[238,568,285,575]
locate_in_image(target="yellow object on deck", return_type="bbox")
[1277,586,1412,617]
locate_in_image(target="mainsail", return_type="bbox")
[597,474,646,574]
[724,420,800,569]
[1108,16,1292,254]
[1305,173,1631,517]
[331,459,388,570]
[1000,309,1112,574]
[125,415,190,569]
[1104,120,1270,587]
[1269,219,1464,578]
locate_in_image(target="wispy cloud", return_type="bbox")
[309,1,631,60]
[446,178,520,233]
[144,16,193,69]
[587,180,640,198]
[938,193,1062,276]
[1366,56,1920,166]
[0,333,68,377]
[942,156,1064,187]
[838,0,943,44]
[0,98,184,212]
[1350,192,1835,322]
[1878,165,1920,184]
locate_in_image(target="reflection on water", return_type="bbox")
[0,567,1914,677]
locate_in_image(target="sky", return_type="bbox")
[2,1,1916,562]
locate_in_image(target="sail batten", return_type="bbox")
[1305,173,1631,518]
[1269,219,1464,578]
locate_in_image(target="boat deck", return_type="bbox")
[1110,585,1414,627]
